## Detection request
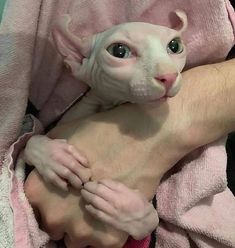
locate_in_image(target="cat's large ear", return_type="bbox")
[173,10,188,33]
[51,15,93,74]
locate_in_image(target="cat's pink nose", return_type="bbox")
[155,73,178,92]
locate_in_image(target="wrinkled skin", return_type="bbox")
[24,11,188,246]
[24,136,91,191]
[25,171,128,248]
[25,103,174,247]
[54,10,187,123]
[80,179,159,240]
[24,11,187,198]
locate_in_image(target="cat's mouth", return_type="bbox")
[148,95,168,103]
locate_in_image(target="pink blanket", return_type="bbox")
[0,0,234,247]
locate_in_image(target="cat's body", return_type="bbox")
[23,11,188,245]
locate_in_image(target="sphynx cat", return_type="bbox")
[24,10,187,241]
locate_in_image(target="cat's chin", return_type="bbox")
[147,95,168,104]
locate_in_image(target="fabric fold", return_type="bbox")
[0,1,234,247]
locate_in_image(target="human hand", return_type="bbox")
[81,179,159,240]
[24,170,128,248]
[24,95,192,246]
[24,135,91,191]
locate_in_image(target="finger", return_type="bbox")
[81,189,118,216]
[66,144,89,167]
[85,204,116,224]
[98,179,128,193]
[68,173,83,189]
[85,204,126,233]
[44,171,68,191]
[85,204,148,238]
[83,181,117,203]
[52,165,83,189]
[55,152,91,182]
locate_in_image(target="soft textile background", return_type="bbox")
[0,1,234,248]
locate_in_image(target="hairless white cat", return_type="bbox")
[54,12,187,123]
[24,11,187,241]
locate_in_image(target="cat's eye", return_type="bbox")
[167,38,184,54]
[107,43,132,58]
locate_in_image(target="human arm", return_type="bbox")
[24,58,235,246]
[66,58,235,240]
[175,58,235,149]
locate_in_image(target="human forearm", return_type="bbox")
[24,58,235,247]
[47,58,235,188]
[177,58,235,149]
[130,58,235,165]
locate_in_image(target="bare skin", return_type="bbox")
[24,12,188,192]
[25,100,185,248]
[25,58,235,247]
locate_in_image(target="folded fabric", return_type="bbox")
[0,0,234,247]
[156,139,235,248]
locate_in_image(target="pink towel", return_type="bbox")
[156,140,235,248]
[0,1,234,248]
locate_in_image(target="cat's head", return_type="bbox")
[52,11,187,103]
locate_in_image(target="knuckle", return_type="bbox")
[113,199,122,210]
[47,173,56,182]
[96,184,106,194]
[70,161,78,171]
[68,145,75,152]
[92,210,101,218]
[92,195,100,205]
[116,182,125,192]
[50,152,60,161]
[61,169,72,178]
